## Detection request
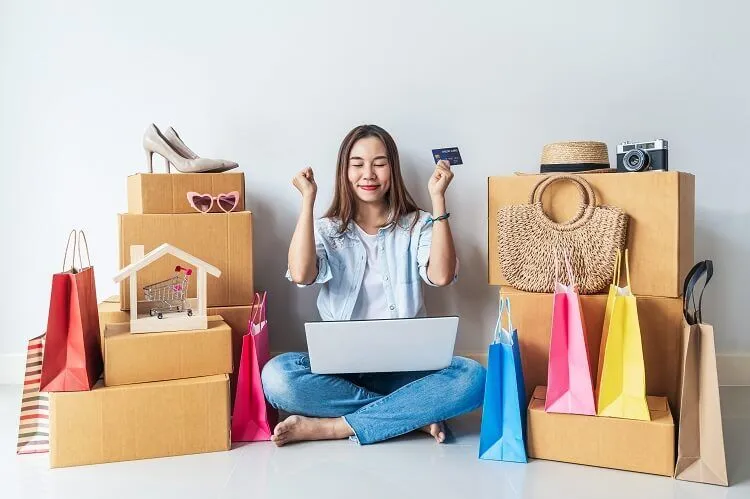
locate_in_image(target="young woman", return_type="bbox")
[261,124,486,446]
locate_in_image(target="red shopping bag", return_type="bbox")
[232,292,277,442]
[39,230,103,392]
[17,334,50,454]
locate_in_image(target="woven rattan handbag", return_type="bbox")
[497,174,628,294]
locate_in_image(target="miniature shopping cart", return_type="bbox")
[143,265,193,319]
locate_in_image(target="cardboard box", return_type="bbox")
[49,374,230,468]
[527,386,675,476]
[98,296,126,356]
[103,317,232,386]
[97,297,254,400]
[118,211,253,310]
[488,171,694,297]
[98,295,124,324]
[99,297,253,368]
[127,172,245,214]
[501,288,683,417]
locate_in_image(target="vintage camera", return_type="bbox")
[616,139,669,172]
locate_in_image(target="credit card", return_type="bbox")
[432,147,463,166]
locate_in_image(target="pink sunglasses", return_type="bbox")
[186,191,240,213]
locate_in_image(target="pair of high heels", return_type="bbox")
[143,124,239,173]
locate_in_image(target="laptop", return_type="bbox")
[305,316,458,374]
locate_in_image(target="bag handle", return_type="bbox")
[623,249,631,288]
[529,174,597,230]
[259,291,267,324]
[611,248,631,288]
[697,261,713,324]
[612,248,622,286]
[250,291,268,335]
[683,261,713,325]
[61,229,92,273]
[494,296,514,344]
[530,174,597,206]
[62,230,77,272]
[77,230,92,269]
[554,247,576,287]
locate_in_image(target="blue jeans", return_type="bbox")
[261,352,486,445]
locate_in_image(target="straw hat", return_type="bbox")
[540,141,611,173]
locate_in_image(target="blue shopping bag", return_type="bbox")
[478,296,528,463]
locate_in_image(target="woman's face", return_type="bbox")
[347,136,392,205]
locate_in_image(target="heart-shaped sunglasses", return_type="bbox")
[186,191,240,213]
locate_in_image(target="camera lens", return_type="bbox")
[622,149,650,172]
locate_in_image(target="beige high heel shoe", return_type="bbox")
[164,127,198,159]
[143,124,239,173]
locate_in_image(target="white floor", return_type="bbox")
[1,385,748,499]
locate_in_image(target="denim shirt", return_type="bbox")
[285,210,457,321]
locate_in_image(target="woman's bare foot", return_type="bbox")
[420,422,446,443]
[271,415,354,447]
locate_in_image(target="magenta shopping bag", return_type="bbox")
[232,292,277,442]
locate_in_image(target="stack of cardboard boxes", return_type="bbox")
[488,171,695,476]
[48,172,255,468]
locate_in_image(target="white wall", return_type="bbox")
[1,1,749,373]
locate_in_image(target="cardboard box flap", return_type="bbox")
[647,395,673,426]
[529,386,547,411]
[530,386,672,422]
[56,374,228,395]
[647,395,669,413]
[115,373,229,392]
[531,385,547,400]
[99,295,122,314]
[104,322,130,337]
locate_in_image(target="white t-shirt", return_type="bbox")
[350,224,389,320]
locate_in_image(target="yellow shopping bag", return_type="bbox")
[595,249,650,420]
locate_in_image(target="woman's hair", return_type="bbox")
[324,124,421,233]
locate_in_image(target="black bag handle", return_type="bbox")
[683,260,713,325]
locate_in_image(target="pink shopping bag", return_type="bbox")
[545,250,596,415]
[232,292,277,442]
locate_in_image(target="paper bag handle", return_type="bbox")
[494,296,514,344]
[62,230,77,272]
[554,247,576,287]
[683,260,713,325]
[611,248,631,288]
[250,291,268,335]
[62,229,92,273]
[77,230,91,269]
